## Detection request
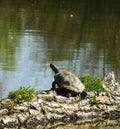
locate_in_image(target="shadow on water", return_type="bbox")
[3,119,120,129]
[0,0,120,98]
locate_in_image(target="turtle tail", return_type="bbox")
[50,64,60,74]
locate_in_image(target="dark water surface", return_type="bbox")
[0,0,120,99]
[4,119,120,129]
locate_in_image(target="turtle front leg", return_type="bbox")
[51,81,57,90]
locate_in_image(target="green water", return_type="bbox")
[0,0,120,99]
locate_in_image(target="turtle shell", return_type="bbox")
[54,71,85,93]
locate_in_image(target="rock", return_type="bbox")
[29,109,40,115]
[14,106,27,112]
[103,72,120,96]
[96,96,110,104]
[17,112,30,124]
[1,115,18,126]
[0,109,9,115]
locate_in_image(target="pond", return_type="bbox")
[0,0,120,99]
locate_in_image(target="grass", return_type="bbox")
[89,96,100,106]
[80,76,107,93]
[8,86,35,104]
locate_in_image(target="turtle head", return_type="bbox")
[50,64,60,74]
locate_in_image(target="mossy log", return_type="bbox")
[0,89,120,128]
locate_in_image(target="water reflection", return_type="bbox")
[0,0,120,98]
[9,119,120,129]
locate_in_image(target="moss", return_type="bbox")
[80,76,107,93]
[8,86,35,104]
[89,96,100,106]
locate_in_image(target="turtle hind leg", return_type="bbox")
[62,89,72,98]
[66,92,72,98]
[81,91,87,99]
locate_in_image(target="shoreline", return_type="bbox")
[0,89,120,128]
[0,72,120,128]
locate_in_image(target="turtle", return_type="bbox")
[50,64,86,97]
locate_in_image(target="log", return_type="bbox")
[0,72,120,128]
[0,89,120,128]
